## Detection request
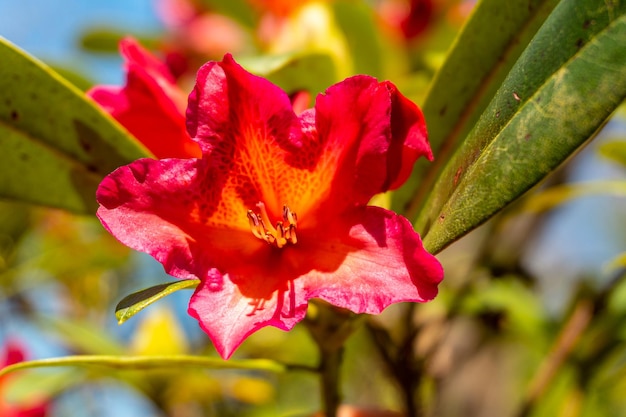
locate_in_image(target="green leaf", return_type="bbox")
[598,140,626,168]
[197,0,257,28]
[518,181,626,213]
[238,52,337,98]
[395,0,560,216]
[0,38,150,214]
[0,355,288,377]
[79,28,160,54]
[37,316,126,355]
[332,0,383,77]
[417,0,626,253]
[115,279,200,325]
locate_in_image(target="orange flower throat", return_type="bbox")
[247,202,298,248]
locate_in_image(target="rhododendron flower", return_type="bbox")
[0,341,49,417]
[96,54,443,358]
[157,0,249,61]
[87,37,201,159]
[379,0,435,40]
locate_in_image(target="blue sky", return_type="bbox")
[0,0,163,84]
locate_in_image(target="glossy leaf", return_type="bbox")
[0,38,150,214]
[396,0,560,216]
[115,279,200,325]
[418,0,626,254]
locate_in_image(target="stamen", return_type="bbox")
[276,222,285,238]
[247,202,299,249]
[283,205,298,227]
[287,224,298,244]
[256,202,277,236]
[247,210,265,239]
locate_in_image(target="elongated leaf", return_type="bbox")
[0,38,150,214]
[332,0,383,77]
[519,181,626,213]
[37,316,126,355]
[418,0,626,253]
[0,355,288,377]
[598,140,626,167]
[395,0,560,215]
[115,279,200,324]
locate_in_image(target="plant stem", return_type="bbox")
[305,301,362,417]
[319,344,344,417]
[515,297,593,417]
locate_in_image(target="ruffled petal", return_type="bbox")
[188,268,308,359]
[308,75,392,211]
[96,157,266,280]
[296,76,432,219]
[186,54,307,218]
[296,206,442,313]
[383,81,432,190]
[184,56,432,223]
[97,158,309,359]
[88,38,200,159]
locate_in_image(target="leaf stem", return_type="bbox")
[0,354,292,377]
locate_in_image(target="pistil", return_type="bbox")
[247,202,298,248]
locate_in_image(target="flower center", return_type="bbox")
[247,202,298,249]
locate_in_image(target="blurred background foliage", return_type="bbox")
[1,0,626,416]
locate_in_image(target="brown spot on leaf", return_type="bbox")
[453,166,463,186]
[73,119,133,175]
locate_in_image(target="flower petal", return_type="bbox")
[299,76,432,218]
[383,81,432,190]
[88,37,201,159]
[186,54,312,219]
[188,268,308,359]
[96,157,265,280]
[97,157,308,358]
[184,55,432,222]
[297,206,442,313]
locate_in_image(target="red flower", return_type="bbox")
[87,38,201,159]
[0,341,49,417]
[96,55,443,358]
[379,0,435,41]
